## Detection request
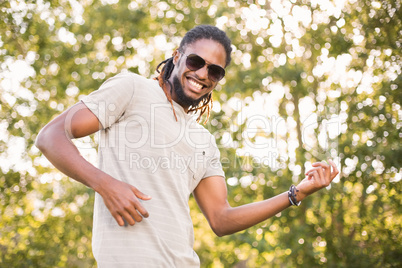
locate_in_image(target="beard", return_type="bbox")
[173,75,207,108]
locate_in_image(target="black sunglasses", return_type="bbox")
[183,53,225,82]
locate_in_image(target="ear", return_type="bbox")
[172,49,180,65]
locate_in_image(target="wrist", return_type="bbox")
[90,171,112,195]
[288,185,301,206]
[295,186,307,202]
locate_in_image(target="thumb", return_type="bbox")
[132,187,152,200]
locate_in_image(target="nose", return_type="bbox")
[195,65,208,80]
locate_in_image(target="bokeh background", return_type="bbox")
[1,0,401,267]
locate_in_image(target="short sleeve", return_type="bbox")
[202,137,225,179]
[81,73,136,129]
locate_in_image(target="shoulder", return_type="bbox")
[104,72,151,86]
[96,72,161,97]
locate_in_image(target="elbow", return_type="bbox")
[213,229,227,237]
[211,225,232,237]
[208,206,235,237]
[209,218,233,237]
[35,130,45,152]
[211,224,223,237]
[211,225,225,237]
[35,127,52,153]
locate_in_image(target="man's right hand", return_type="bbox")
[97,177,152,226]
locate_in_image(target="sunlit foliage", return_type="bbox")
[0,0,400,267]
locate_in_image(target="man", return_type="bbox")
[36,25,338,267]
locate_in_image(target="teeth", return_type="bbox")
[189,79,203,90]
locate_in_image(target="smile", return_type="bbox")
[188,78,204,90]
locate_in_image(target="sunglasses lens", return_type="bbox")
[185,54,225,82]
[208,65,225,82]
[186,54,205,71]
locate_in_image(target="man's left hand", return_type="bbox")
[296,159,339,201]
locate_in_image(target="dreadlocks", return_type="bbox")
[154,25,232,124]
[155,54,178,121]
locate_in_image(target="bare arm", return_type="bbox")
[193,160,339,237]
[193,177,290,237]
[35,102,151,226]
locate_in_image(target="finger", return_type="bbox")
[133,200,149,218]
[120,200,145,222]
[305,169,313,175]
[130,188,150,218]
[129,209,144,223]
[312,161,332,183]
[306,167,320,175]
[132,187,152,200]
[321,161,331,175]
[112,212,126,226]
[309,163,329,179]
[312,161,330,172]
[328,159,339,179]
[120,209,137,225]
[314,165,328,186]
[306,169,318,180]
[305,169,315,180]
[307,170,319,183]
[307,167,328,187]
[305,166,319,175]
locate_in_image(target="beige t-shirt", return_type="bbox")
[82,72,224,267]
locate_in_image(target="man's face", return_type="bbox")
[169,39,227,109]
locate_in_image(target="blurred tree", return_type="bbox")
[0,0,400,267]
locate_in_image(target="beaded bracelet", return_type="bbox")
[288,185,301,206]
